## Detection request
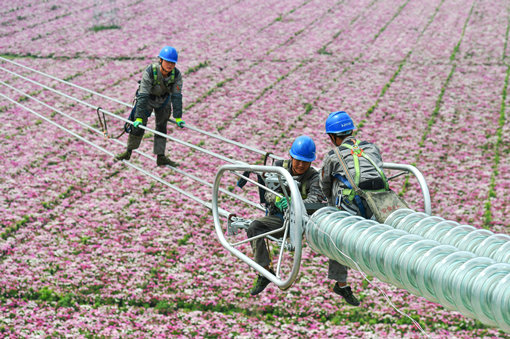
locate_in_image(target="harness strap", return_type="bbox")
[152,63,175,87]
[341,140,389,190]
[152,64,159,86]
[333,147,360,193]
[333,173,366,217]
[333,147,367,217]
[168,68,175,83]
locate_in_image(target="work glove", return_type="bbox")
[275,196,290,211]
[133,118,143,128]
[175,118,185,128]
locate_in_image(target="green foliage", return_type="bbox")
[361,276,372,289]
[46,263,61,275]
[155,300,174,315]
[185,61,210,75]
[232,65,299,121]
[79,236,90,245]
[57,293,75,308]
[90,25,121,32]
[126,198,136,207]
[2,215,32,239]
[317,46,332,55]
[450,4,474,62]
[58,185,74,200]
[178,233,192,245]
[185,78,233,111]
[303,102,313,114]
[38,286,59,302]
[373,0,410,41]
[483,64,509,228]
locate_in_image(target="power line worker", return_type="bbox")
[320,110,388,306]
[247,135,324,295]
[115,46,185,166]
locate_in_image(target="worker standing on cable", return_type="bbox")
[320,110,388,307]
[115,46,185,166]
[247,135,324,295]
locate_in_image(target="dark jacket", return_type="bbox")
[134,63,183,120]
[320,136,386,215]
[265,159,324,216]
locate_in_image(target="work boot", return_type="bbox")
[157,155,178,167]
[250,268,275,296]
[114,150,132,162]
[333,283,360,306]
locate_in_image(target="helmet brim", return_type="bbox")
[160,56,177,63]
[289,151,315,162]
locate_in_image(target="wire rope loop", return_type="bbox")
[96,106,108,139]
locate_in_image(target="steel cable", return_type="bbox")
[0,91,231,218]
[0,80,264,213]
[0,64,243,165]
[0,56,284,161]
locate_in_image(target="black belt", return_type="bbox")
[358,177,386,190]
[149,94,168,100]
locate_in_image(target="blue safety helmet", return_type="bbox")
[289,135,316,162]
[325,111,356,135]
[158,46,178,63]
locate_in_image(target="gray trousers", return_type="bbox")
[247,215,347,283]
[127,100,171,155]
[328,259,348,283]
[246,215,284,268]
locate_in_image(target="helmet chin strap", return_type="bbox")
[159,59,171,75]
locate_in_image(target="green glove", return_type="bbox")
[133,118,143,128]
[175,117,185,128]
[275,196,290,211]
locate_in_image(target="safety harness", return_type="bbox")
[95,64,177,139]
[333,139,389,218]
[120,64,176,136]
[151,63,175,86]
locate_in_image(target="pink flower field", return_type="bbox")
[1,0,509,338]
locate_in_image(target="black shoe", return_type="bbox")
[250,269,275,296]
[114,150,132,161]
[333,283,360,306]
[157,155,178,167]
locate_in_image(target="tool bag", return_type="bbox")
[333,143,408,223]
